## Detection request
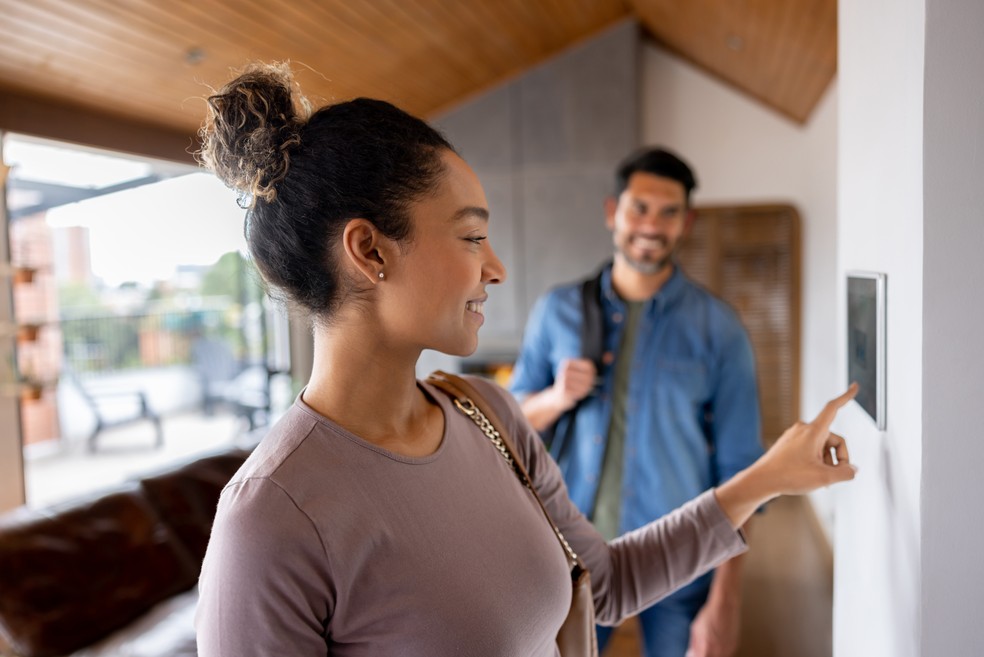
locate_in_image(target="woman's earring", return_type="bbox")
[378,271,385,280]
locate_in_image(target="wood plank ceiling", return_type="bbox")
[0,0,835,159]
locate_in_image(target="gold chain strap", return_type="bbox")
[452,397,581,564]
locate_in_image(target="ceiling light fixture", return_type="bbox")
[726,35,745,51]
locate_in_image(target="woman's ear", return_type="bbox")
[341,218,388,285]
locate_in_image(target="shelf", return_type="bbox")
[0,264,38,284]
[0,380,56,401]
[0,322,45,342]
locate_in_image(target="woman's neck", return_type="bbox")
[302,322,443,456]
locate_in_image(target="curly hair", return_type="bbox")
[197,62,455,321]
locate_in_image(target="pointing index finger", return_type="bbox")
[813,383,859,429]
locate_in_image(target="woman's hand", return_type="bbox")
[714,383,859,529]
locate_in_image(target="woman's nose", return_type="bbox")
[483,244,507,284]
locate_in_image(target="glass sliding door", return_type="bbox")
[2,133,291,508]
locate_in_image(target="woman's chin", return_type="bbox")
[433,336,480,359]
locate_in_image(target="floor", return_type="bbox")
[602,495,834,657]
[23,410,247,508]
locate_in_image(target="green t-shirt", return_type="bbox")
[591,300,644,541]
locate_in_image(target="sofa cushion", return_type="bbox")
[69,588,198,657]
[137,447,250,564]
[0,484,198,657]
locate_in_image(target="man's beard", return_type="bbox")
[617,241,674,276]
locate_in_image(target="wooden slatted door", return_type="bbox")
[677,204,801,446]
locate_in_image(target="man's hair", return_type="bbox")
[614,147,698,204]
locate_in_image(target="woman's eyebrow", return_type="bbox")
[450,206,490,222]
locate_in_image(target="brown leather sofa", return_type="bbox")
[0,445,254,657]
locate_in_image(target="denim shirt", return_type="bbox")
[510,264,763,535]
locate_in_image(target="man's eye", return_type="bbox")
[466,236,488,244]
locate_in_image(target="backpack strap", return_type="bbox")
[547,262,608,460]
[579,263,607,372]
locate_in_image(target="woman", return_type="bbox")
[194,62,857,656]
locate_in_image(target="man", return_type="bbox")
[510,147,763,657]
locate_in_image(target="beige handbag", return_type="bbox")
[427,371,599,657]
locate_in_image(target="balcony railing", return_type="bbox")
[59,303,252,375]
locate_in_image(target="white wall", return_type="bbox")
[646,3,984,654]
[640,43,841,529]
[836,1,925,655]
[921,0,984,654]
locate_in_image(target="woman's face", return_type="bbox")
[378,150,506,357]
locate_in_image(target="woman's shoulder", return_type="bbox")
[431,373,523,426]
[429,373,541,465]
[221,403,363,519]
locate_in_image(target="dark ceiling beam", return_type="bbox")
[0,87,198,165]
[7,174,182,221]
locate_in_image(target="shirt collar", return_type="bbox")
[600,260,687,315]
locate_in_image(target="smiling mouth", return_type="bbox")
[466,301,485,315]
[631,235,667,250]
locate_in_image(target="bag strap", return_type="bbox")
[427,371,584,571]
[579,263,607,373]
[548,263,607,461]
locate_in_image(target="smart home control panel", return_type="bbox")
[847,271,886,430]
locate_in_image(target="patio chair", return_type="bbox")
[190,337,273,431]
[59,368,164,452]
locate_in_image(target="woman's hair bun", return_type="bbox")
[198,61,311,206]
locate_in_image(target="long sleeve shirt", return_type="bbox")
[195,376,746,656]
[510,264,764,532]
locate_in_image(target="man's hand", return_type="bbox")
[549,358,597,411]
[686,598,740,657]
[518,358,597,431]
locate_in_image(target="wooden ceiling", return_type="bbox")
[0,0,835,163]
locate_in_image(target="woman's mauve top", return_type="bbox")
[195,376,747,656]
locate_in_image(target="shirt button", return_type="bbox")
[594,435,603,445]
[586,474,596,484]
[612,312,623,323]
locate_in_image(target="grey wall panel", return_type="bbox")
[432,19,640,358]
[517,66,572,167]
[435,84,514,172]
[519,169,615,313]
[478,173,520,342]
[566,26,640,165]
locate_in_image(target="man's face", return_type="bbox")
[606,172,691,275]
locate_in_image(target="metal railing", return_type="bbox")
[59,304,249,375]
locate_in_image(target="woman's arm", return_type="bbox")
[713,384,858,529]
[496,379,858,625]
[196,478,332,656]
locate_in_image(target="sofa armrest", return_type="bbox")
[68,588,199,657]
[137,447,251,564]
[0,485,199,657]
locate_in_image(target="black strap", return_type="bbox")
[546,263,608,460]
[579,264,606,373]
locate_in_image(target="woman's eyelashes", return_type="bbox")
[465,236,488,245]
